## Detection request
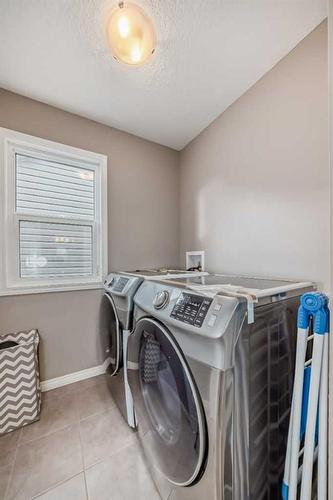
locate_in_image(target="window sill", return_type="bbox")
[0,282,104,297]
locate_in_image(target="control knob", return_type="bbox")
[108,277,115,288]
[153,290,169,310]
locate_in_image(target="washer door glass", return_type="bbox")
[136,318,207,486]
[104,293,122,376]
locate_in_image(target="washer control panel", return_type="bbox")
[171,293,213,328]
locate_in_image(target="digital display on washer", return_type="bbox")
[112,277,129,292]
[170,293,212,327]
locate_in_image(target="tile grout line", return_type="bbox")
[30,389,84,499]
[31,472,85,499]
[83,471,90,500]
[79,420,90,499]
[18,390,80,447]
[83,438,137,473]
[18,399,79,443]
[76,390,89,500]
[4,428,22,500]
[18,422,76,447]
[4,376,119,500]
[76,379,111,500]
[78,404,118,425]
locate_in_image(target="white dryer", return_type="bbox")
[128,274,314,499]
[102,269,208,428]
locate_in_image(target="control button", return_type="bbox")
[208,314,217,327]
[170,292,213,327]
[153,290,170,310]
[194,319,203,327]
[214,304,222,311]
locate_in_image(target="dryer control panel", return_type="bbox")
[104,275,131,293]
[112,276,130,292]
[171,293,212,328]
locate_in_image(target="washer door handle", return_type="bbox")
[104,292,121,376]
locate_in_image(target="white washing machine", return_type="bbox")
[102,269,208,428]
[128,274,314,499]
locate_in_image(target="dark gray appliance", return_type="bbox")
[102,269,208,428]
[128,274,315,499]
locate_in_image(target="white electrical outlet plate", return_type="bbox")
[186,250,205,271]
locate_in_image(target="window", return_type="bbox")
[0,128,108,295]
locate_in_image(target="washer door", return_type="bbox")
[104,293,122,376]
[134,317,207,486]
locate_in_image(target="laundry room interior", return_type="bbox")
[0,1,332,500]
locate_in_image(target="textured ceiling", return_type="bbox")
[0,1,327,150]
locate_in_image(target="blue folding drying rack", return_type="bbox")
[282,292,329,500]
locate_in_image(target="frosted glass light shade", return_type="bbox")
[106,2,156,66]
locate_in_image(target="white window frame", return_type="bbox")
[0,128,108,296]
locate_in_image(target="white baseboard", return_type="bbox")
[40,358,110,392]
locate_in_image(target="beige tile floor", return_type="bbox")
[0,375,161,500]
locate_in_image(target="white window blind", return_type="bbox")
[19,221,93,278]
[15,154,96,280]
[0,128,107,295]
[16,154,95,219]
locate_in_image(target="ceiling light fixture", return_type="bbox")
[106,1,156,66]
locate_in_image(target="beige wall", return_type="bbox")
[179,22,329,288]
[0,89,179,380]
[0,21,328,381]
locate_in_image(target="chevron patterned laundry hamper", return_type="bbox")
[0,329,41,434]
